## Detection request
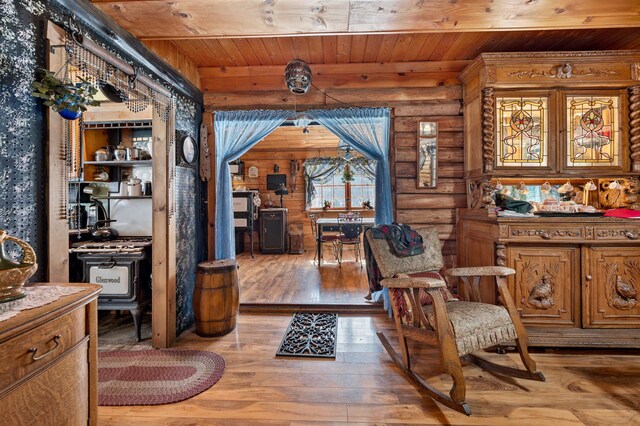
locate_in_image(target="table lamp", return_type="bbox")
[274,183,289,208]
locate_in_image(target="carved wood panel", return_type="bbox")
[583,246,640,328]
[508,246,580,327]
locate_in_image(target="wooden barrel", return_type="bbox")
[194,259,239,337]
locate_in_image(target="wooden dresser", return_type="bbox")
[0,283,101,425]
[457,50,640,347]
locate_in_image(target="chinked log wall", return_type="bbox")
[203,61,469,266]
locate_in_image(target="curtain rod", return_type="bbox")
[76,34,172,98]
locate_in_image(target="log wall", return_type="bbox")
[205,63,465,266]
[236,147,372,252]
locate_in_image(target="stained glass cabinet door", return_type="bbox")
[563,93,624,171]
[495,96,550,169]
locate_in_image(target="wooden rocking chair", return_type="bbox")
[366,226,545,415]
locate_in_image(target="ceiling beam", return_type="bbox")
[90,0,640,40]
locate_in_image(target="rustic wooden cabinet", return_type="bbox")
[457,51,640,347]
[0,284,101,425]
[457,212,640,347]
[260,208,288,254]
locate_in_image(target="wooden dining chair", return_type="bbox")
[366,225,545,415]
[336,216,363,267]
[309,213,339,265]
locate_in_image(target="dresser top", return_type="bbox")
[0,283,101,343]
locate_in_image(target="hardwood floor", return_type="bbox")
[237,250,375,308]
[98,313,640,425]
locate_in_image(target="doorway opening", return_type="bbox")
[213,108,392,311]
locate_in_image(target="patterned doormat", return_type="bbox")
[98,349,225,405]
[276,312,338,358]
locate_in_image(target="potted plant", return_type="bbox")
[322,200,332,211]
[362,200,373,210]
[341,167,355,183]
[31,69,101,120]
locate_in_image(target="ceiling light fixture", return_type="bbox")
[284,59,312,95]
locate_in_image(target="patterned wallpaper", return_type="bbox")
[0,0,205,335]
[175,99,205,334]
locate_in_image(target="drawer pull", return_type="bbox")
[539,231,552,240]
[586,275,593,281]
[625,231,638,240]
[28,335,62,361]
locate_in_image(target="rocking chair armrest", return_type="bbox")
[445,266,515,278]
[381,277,446,290]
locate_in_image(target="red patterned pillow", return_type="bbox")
[390,271,460,324]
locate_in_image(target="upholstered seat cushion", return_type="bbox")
[422,301,517,356]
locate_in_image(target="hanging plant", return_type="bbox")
[362,200,373,210]
[322,200,332,211]
[341,167,355,183]
[31,69,101,120]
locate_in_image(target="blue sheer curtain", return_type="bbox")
[307,108,392,312]
[302,157,346,209]
[214,110,292,259]
[306,108,392,224]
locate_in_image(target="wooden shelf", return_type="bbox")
[83,160,152,167]
[92,195,152,199]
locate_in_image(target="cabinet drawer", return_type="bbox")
[504,225,586,242]
[0,340,89,425]
[0,307,86,392]
[593,226,640,242]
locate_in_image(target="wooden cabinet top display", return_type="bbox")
[459,50,640,180]
[459,51,640,92]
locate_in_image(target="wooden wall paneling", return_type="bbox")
[205,86,464,110]
[142,40,201,87]
[307,36,325,64]
[348,35,368,63]
[259,38,286,65]
[46,22,69,282]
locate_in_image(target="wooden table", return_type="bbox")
[316,217,375,265]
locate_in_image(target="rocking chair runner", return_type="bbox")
[366,226,545,415]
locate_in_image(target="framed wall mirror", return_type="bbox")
[417,121,438,188]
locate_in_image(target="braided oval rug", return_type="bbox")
[98,349,225,406]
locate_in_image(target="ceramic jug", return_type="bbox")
[127,177,143,197]
[0,230,37,303]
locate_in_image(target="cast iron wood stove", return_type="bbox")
[71,238,152,341]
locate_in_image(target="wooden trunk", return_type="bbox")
[194,259,239,337]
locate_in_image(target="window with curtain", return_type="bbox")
[308,164,376,209]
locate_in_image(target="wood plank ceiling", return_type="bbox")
[92,0,640,69]
[170,29,640,68]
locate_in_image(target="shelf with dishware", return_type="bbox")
[91,195,152,200]
[84,160,153,167]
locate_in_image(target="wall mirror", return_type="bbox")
[417,121,438,188]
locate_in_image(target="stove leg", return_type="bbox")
[130,308,143,342]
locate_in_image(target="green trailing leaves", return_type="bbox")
[30,68,101,114]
